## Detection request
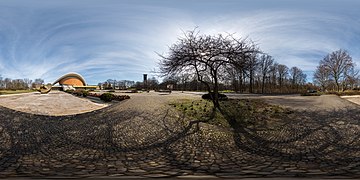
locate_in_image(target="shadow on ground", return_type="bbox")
[0,99,359,178]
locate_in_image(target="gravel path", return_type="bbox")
[0,91,359,178]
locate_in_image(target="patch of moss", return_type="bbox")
[170,98,293,129]
[170,99,228,126]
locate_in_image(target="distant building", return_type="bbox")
[52,72,98,91]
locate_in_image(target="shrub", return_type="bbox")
[73,89,83,96]
[202,92,228,101]
[89,93,101,97]
[301,92,321,96]
[89,93,130,102]
[113,95,130,101]
[82,90,89,97]
[65,89,74,94]
[100,93,114,102]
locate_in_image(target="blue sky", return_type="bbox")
[0,0,360,84]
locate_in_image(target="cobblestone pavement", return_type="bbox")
[0,92,360,178]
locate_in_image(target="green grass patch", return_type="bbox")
[220,90,235,93]
[170,98,293,129]
[0,90,36,95]
[170,99,223,124]
[220,99,292,127]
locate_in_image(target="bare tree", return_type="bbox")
[159,29,257,109]
[4,78,11,89]
[178,73,191,92]
[225,66,244,93]
[269,63,278,92]
[343,68,359,90]
[23,78,32,89]
[148,77,159,90]
[258,54,274,94]
[244,53,258,93]
[119,80,135,89]
[289,66,306,92]
[0,75,3,89]
[32,78,44,89]
[313,64,330,91]
[277,64,289,92]
[290,67,301,86]
[320,49,354,92]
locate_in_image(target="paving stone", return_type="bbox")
[178,175,219,178]
[0,93,359,179]
[128,169,147,173]
[142,173,171,178]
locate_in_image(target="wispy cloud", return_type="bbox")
[0,0,359,84]
[198,10,360,72]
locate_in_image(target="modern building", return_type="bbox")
[52,72,98,91]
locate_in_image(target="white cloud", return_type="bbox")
[196,10,359,68]
[1,1,360,84]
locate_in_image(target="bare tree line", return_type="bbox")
[162,62,308,93]
[98,78,159,90]
[0,75,44,90]
[159,29,309,102]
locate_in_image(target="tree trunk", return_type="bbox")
[261,75,265,94]
[249,69,253,93]
[279,76,283,93]
[232,78,238,93]
[335,81,340,92]
[239,74,243,93]
[213,72,220,110]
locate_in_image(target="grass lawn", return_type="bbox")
[0,90,36,95]
[170,98,293,129]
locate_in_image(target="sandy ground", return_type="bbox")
[0,91,108,116]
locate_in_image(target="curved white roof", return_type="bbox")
[53,72,86,86]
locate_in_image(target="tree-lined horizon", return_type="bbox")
[1,31,359,95]
[159,29,259,108]
[159,29,312,107]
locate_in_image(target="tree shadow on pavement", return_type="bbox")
[1,102,360,177]
[0,104,207,174]
[219,105,360,173]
